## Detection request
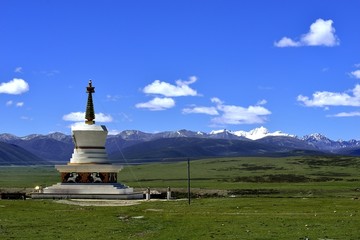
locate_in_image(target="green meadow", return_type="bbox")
[1,156,360,239]
[119,156,360,198]
[1,198,359,239]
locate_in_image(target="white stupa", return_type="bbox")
[32,81,142,199]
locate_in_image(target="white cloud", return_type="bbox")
[16,102,24,107]
[302,19,339,46]
[211,97,224,105]
[0,78,29,94]
[212,104,271,125]
[142,76,198,97]
[328,111,360,117]
[5,100,24,107]
[183,98,271,125]
[62,112,113,122]
[136,76,199,111]
[90,113,113,122]
[63,112,86,121]
[176,75,197,85]
[182,106,219,115]
[297,84,360,107]
[67,122,87,129]
[274,19,339,47]
[14,67,23,73]
[257,99,267,105]
[350,70,360,79]
[135,97,175,111]
[274,37,301,47]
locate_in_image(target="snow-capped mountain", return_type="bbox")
[21,134,42,140]
[210,127,294,140]
[205,127,360,152]
[154,129,207,139]
[116,130,154,141]
[302,133,331,143]
[209,129,244,140]
[232,126,295,140]
[301,133,360,151]
[47,132,72,142]
[115,129,207,141]
[0,133,18,142]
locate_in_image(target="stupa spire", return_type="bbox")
[85,80,95,125]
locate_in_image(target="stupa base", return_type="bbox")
[31,183,143,199]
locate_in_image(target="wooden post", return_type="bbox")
[187,158,191,205]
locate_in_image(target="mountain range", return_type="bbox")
[1,127,360,165]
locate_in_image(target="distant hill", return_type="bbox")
[110,137,322,163]
[256,136,317,151]
[0,142,50,165]
[336,146,360,156]
[1,127,360,165]
[0,132,73,163]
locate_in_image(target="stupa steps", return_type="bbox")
[43,183,133,194]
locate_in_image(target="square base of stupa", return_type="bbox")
[31,183,143,199]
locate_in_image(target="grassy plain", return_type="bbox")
[1,197,360,239]
[0,166,58,189]
[119,156,360,198]
[1,155,360,239]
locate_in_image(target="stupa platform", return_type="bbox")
[32,183,143,199]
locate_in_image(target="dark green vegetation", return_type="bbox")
[1,155,360,239]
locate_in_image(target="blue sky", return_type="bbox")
[1,0,360,140]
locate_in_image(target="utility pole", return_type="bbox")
[187,158,191,205]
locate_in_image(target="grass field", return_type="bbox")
[117,156,360,198]
[1,198,359,239]
[1,156,360,239]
